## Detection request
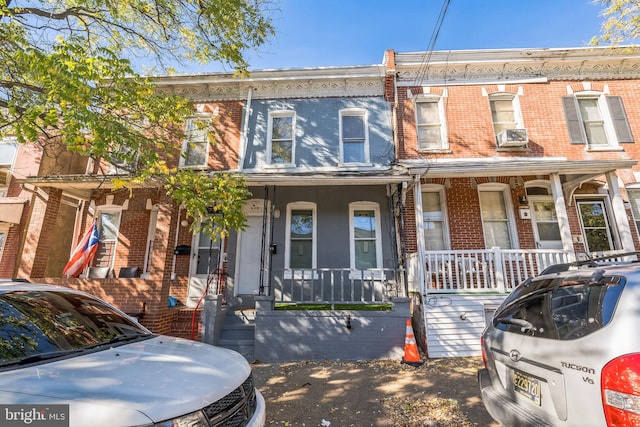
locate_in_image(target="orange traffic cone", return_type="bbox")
[401,318,424,367]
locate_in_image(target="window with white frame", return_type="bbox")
[415,96,447,150]
[194,225,222,275]
[422,187,449,250]
[285,203,316,270]
[628,189,640,241]
[267,111,295,165]
[0,137,18,197]
[479,186,517,249]
[180,116,210,168]
[94,209,122,269]
[340,109,369,164]
[562,93,634,148]
[349,202,382,270]
[489,93,526,139]
[0,225,7,263]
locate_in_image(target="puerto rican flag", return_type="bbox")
[62,220,100,278]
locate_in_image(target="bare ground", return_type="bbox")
[252,357,501,427]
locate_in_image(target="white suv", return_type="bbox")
[478,257,640,427]
[0,281,265,427]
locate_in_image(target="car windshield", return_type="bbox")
[0,290,151,368]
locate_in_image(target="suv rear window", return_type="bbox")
[493,274,625,340]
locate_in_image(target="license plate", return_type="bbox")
[513,370,541,405]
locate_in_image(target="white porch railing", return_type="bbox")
[269,268,406,304]
[424,248,570,293]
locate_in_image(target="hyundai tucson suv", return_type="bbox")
[478,256,640,427]
[0,281,265,427]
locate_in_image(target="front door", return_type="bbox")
[529,196,562,249]
[235,199,269,295]
[186,229,223,307]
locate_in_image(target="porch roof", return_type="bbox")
[399,157,638,178]
[242,168,411,186]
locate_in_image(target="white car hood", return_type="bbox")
[0,336,251,427]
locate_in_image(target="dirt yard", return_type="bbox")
[252,357,501,427]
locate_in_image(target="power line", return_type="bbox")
[413,0,451,87]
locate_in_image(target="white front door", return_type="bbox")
[186,230,223,307]
[529,196,563,249]
[235,199,269,295]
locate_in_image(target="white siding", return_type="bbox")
[424,294,506,358]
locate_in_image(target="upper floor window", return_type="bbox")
[285,202,316,270]
[562,93,634,149]
[340,109,369,164]
[0,138,17,196]
[489,93,527,147]
[627,188,640,242]
[479,185,517,249]
[349,202,382,270]
[415,96,447,150]
[180,116,210,168]
[267,111,295,166]
[422,187,449,250]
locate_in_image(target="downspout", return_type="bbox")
[259,186,269,295]
[238,86,253,170]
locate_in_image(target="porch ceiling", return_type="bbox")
[400,158,638,179]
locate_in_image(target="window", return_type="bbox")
[108,144,138,175]
[628,189,640,241]
[422,187,449,250]
[194,226,222,275]
[415,97,447,150]
[479,186,517,249]
[562,94,634,148]
[349,202,382,270]
[180,116,210,168]
[267,111,295,166]
[490,94,517,135]
[340,109,369,164]
[0,138,17,197]
[576,198,617,253]
[94,209,121,269]
[494,276,625,340]
[0,226,7,263]
[285,203,316,270]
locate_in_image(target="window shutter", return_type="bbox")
[607,96,634,143]
[562,96,585,144]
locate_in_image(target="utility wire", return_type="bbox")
[413,0,452,87]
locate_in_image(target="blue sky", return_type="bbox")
[173,0,608,73]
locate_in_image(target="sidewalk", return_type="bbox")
[252,357,500,427]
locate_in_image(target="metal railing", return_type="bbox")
[269,268,406,304]
[424,248,570,293]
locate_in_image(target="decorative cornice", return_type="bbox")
[390,46,640,86]
[151,65,386,101]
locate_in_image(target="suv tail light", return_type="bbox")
[602,353,640,427]
[481,335,487,368]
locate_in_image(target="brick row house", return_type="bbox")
[387,46,640,357]
[2,45,640,359]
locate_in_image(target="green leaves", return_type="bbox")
[0,0,274,241]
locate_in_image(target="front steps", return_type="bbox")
[217,307,256,362]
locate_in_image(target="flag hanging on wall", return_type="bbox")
[62,220,100,278]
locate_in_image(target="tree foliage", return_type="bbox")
[0,0,275,238]
[592,0,640,45]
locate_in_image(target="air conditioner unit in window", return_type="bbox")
[496,129,528,147]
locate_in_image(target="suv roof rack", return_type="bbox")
[539,251,640,275]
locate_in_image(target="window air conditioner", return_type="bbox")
[496,129,528,147]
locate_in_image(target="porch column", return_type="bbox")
[550,173,576,262]
[413,177,426,294]
[606,171,635,253]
